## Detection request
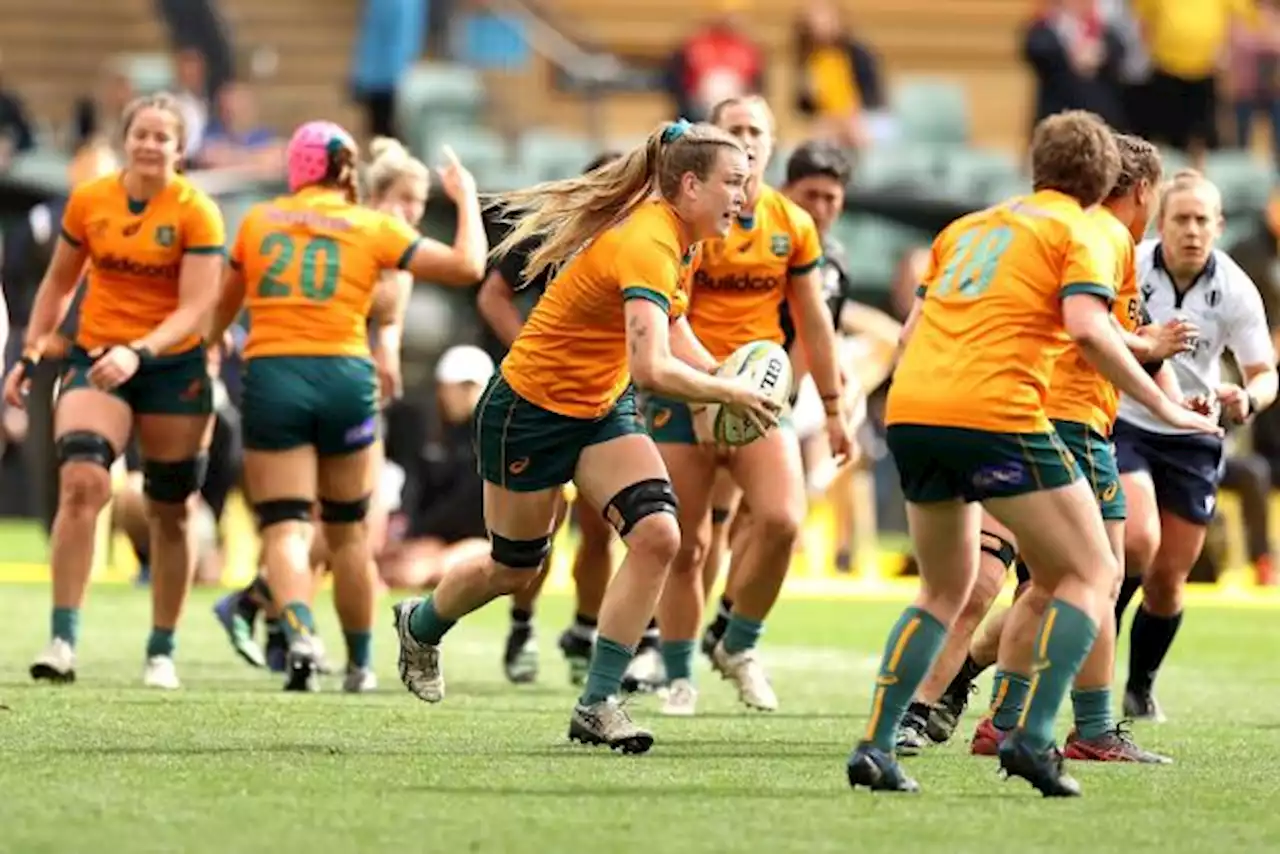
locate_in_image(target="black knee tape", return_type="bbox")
[710,507,732,525]
[603,477,678,538]
[979,530,1017,571]
[143,454,208,503]
[254,498,313,530]
[55,431,117,469]
[1014,558,1031,587]
[491,532,551,569]
[320,495,371,524]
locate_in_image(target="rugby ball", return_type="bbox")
[694,340,793,446]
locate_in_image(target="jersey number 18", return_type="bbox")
[933,225,1013,298]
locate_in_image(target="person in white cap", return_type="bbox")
[377,345,496,591]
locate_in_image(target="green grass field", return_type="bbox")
[1,583,1278,853]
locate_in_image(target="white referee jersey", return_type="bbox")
[1117,239,1274,435]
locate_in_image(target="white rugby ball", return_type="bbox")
[696,340,793,446]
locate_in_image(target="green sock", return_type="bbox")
[407,596,455,646]
[146,627,175,658]
[661,639,696,682]
[722,614,764,655]
[51,607,79,646]
[990,670,1031,731]
[280,602,316,644]
[863,606,947,753]
[344,630,373,669]
[1020,599,1099,751]
[1071,687,1114,740]
[580,636,634,705]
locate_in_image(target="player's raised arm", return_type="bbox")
[130,191,227,356]
[398,146,486,285]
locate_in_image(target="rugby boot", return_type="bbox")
[847,742,920,793]
[998,731,1081,798]
[1064,722,1172,763]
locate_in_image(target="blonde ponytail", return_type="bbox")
[490,120,742,285]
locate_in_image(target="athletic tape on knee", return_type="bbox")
[491,533,551,569]
[56,431,116,469]
[603,478,678,538]
[254,498,313,530]
[979,530,1017,571]
[143,454,208,503]
[320,495,371,524]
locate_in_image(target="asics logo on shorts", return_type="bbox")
[508,457,530,475]
[1100,481,1119,502]
[652,408,672,428]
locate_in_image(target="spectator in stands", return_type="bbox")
[378,345,492,590]
[0,70,36,167]
[350,0,426,139]
[1227,0,1280,159]
[1023,0,1127,134]
[155,0,236,101]
[664,0,763,122]
[1131,0,1253,157]
[793,0,887,150]
[192,81,284,178]
[173,48,212,155]
[72,63,134,154]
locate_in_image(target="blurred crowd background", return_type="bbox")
[1,0,1280,589]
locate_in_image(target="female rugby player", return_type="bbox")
[648,96,851,717]
[393,120,778,753]
[846,112,1218,797]
[211,120,486,691]
[8,94,226,690]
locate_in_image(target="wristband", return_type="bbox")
[130,344,156,362]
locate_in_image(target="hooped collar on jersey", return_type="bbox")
[1152,242,1217,295]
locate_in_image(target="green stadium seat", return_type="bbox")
[431,125,527,190]
[834,214,923,291]
[892,79,970,146]
[1202,150,1274,213]
[939,148,1021,202]
[1157,147,1192,175]
[119,53,175,95]
[854,144,943,192]
[8,149,72,190]
[518,131,597,181]
[397,63,486,156]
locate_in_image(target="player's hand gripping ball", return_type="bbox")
[693,340,793,446]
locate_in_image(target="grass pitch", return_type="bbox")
[1,583,1278,853]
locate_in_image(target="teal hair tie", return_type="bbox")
[661,119,692,144]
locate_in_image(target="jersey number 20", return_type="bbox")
[258,233,339,301]
[933,225,1013,298]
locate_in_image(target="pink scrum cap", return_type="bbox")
[286,120,357,192]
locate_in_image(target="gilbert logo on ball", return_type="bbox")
[705,340,794,447]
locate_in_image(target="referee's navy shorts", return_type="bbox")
[1113,418,1225,525]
